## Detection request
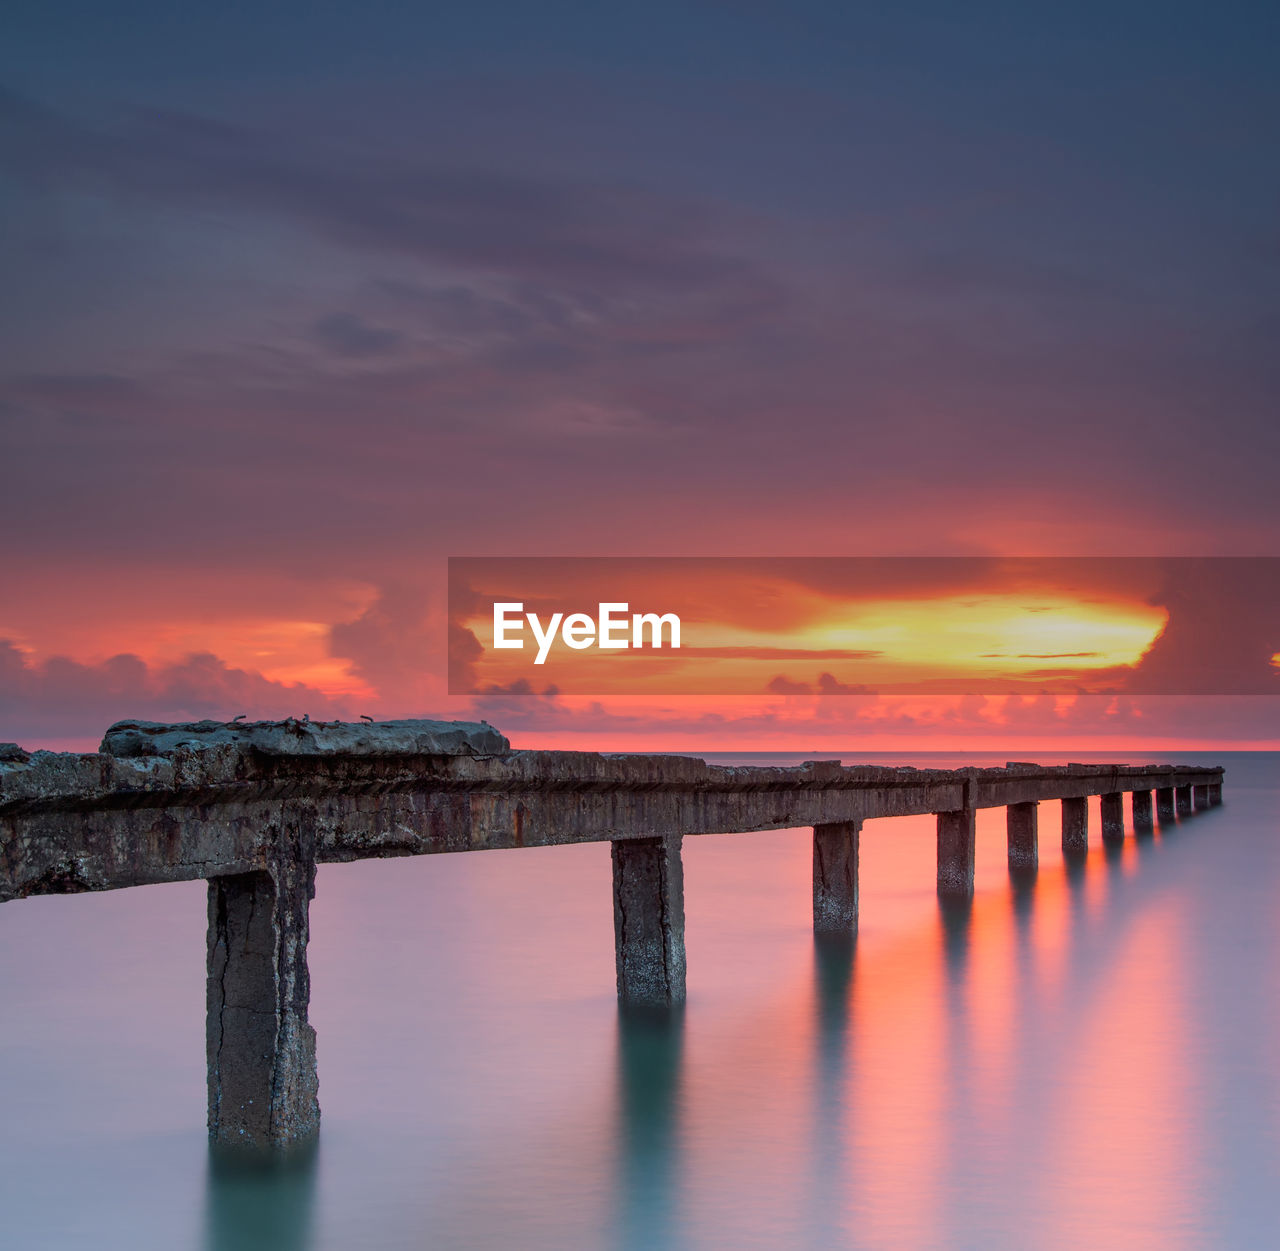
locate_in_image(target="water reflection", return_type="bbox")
[614,1005,684,1251]
[203,1139,318,1251]
[938,895,974,985]
[1008,864,1039,1006]
[812,932,856,1053]
[809,934,855,1248]
[1063,846,1090,889]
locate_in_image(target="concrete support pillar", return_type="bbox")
[206,805,319,1149]
[612,835,686,1009]
[1176,785,1193,817]
[1061,796,1088,854]
[1006,802,1038,871]
[813,821,860,933]
[1101,792,1125,843]
[1192,784,1210,810]
[937,808,976,897]
[1132,790,1154,834]
[1156,787,1176,822]
[1209,782,1223,805]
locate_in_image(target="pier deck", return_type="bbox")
[0,719,1225,1148]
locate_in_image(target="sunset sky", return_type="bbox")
[2,2,1277,750]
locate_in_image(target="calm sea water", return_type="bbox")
[2,751,1278,1250]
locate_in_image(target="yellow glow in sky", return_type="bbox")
[464,589,1168,689]
[804,593,1166,673]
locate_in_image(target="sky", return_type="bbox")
[1,1,1277,750]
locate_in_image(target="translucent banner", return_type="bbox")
[448,557,1280,696]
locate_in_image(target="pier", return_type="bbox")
[0,719,1224,1149]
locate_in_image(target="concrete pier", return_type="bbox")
[0,717,1227,1148]
[1100,792,1125,844]
[1193,784,1211,810]
[612,836,687,1010]
[1132,789,1154,834]
[1061,796,1089,854]
[813,821,860,933]
[1006,802,1038,871]
[206,844,320,1148]
[1176,785,1193,817]
[937,808,977,896]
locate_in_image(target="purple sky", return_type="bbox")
[2,2,1277,747]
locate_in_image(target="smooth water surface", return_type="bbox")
[2,752,1278,1249]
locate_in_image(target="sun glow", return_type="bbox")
[795,592,1166,674]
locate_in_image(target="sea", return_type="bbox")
[2,750,1277,1249]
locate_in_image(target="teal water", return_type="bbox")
[1,751,1277,1249]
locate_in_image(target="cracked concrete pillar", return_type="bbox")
[813,821,860,933]
[207,804,319,1149]
[1061,797,1088,854]
[1101,792,1125,843]
[1006,802,1038,871]
[1156,787,1176,821]
[1193,784,1210,810]
[1176,785,1193,816]
[612,835,686,1009]
[937,808,976,897]
[1209,782,1223,805]
[1132,790,1154,834]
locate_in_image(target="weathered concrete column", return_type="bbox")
[1132,789,1154,834]
[1176,785,1193,816]
[813,821,860,933]
[1061,796,1088,854]
[1192,784,1210,810]
[1100,792,1125,844]
[206,805,319,1149]
[1156,787,1176,821]
[613,835,686,1009]
[937,808,976,897]
[1006,802,1038,871]
[1209,782,1223,805]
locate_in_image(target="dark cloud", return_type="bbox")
[0,640,349,746]
[816,673,873,695]
[2,70,1276,574]
[0,86,773,296]
[311,311,402,358]
[448,623,484,695]
[1127,559,1280,694]
[327,583,441,708]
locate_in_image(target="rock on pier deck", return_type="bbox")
[0,719,1225,1148]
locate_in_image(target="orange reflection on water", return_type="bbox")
[650,809,1212,1248]
[1032,898,1198,1246]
